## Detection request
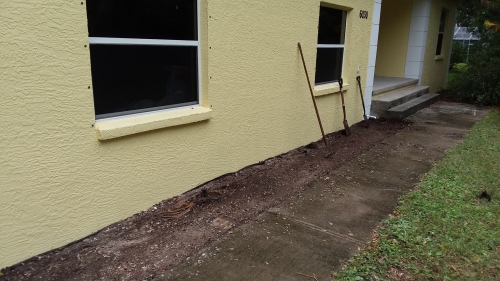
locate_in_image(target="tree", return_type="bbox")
[449,0,500,105]
[457,0,500,34]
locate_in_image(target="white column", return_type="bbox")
[365,0,382,116]
[404,0,431,83]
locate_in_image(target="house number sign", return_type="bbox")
[359,10,369,19]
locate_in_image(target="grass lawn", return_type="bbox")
[334,110,500,280]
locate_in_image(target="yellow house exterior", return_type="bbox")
[0,0,457,267]
[375,0,457,93]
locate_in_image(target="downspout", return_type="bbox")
[365,0,382,117]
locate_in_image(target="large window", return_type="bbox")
[315,6,347,85]
[436,9,447,56]
[86,0,200,119]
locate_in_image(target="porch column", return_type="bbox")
[404,0,432,83]
[365,0,382,116]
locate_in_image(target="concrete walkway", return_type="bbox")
[161,102,488,281]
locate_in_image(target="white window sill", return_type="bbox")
[314,82,349,97]
[94,106,213,140]
[435,55,445,61]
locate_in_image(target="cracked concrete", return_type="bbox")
[160,102,488,281]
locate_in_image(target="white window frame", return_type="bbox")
[88,0,202,120]
[315,8,347,86]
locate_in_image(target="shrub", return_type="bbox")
[451,63,469,73]
[450,41,468,67]
[447,27,500,106]
[448,56,500,105]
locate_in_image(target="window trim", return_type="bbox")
[88,37,199,47]
[315,7,347,86]
[94,105,213,140]
[88,0,202,120]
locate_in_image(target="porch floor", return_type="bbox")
[373,76,419,95]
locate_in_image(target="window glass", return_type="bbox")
[317,7,345,45]
[436,9,447,55]
[90,45,198,117]
[439,10,447,32]
[315,48,344,85]
[86,0,200,118]
[86,0,197,40]
[436,34,444,56]
[315,6,346,85]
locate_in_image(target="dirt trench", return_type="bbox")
[1,119,411,281]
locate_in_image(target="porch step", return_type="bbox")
[387,93,440,119]
[371,85,430,118]
[372,77,419,95]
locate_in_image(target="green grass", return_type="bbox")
[335,110,500,280]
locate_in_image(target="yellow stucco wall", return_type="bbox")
[374,0,413,77]
[421,0,457,92]
[0,0,375,267]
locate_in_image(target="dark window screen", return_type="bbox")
[317,6,345,44]
[439,10,447,32]
[86,0,197,40]
[436,9,447,55]
[90,44,198,117]
[436,34,444,55]
[315,48,344,85]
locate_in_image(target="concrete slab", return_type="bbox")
[372,76,419,95]
[159,102,488,281]
[164,212,358,281]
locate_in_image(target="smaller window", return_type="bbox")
[436,9,447,56]
[315,6,347,85]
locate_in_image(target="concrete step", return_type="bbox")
[372,86,429,118]
[387,93,440,119]
[372,77,419,95]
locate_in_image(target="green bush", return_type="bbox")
[447,30,500,106]
[448,56,500,105]
[451,62,469,73]
[450,41,468,67]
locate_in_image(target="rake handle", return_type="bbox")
[298,43,327,147]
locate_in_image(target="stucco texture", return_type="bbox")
[375,0,413,77]
[421,0,457,93]
[0,0,373,267]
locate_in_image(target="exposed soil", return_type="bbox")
[1,119,412,281]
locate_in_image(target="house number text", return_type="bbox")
[359,10,369,19]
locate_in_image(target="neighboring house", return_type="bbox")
[453,25,480,64]
[0,0,458,267]
[454,25,480,46]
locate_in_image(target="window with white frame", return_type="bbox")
[315,6,347,85]
[86,0,200,119]
[436,9,447,56]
